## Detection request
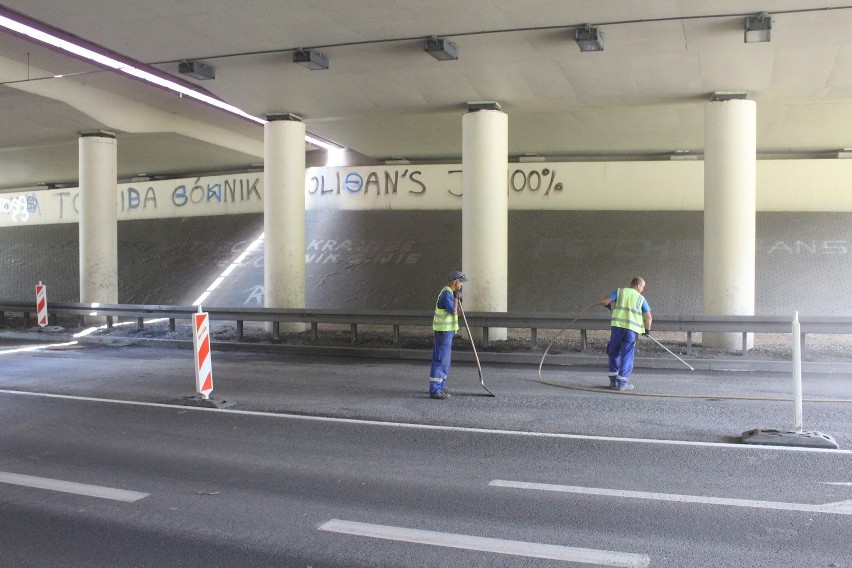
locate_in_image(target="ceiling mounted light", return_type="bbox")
[293,49,328,70]
[744,12,771,43]
[178,60,215,80]
[424,35,458,61]
[575,24,603,52]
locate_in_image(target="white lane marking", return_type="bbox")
[490,480,852,516]
[821,482,852,486]
[0,471,148,502]
[1,388,850,454]
[318,519,650,567]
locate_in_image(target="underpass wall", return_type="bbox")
[1,160,851,316]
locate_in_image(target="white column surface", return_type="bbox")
[462,110,508,340]
[264,119,306,332]
[703,99,756,349]
[78,134,118,305]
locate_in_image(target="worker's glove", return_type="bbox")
[604,304,612,311]
[453,290,463,304]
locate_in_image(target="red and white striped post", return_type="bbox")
[192,305,213,399]
[35,281,48,328]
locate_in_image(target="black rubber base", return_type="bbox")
[179,394,235,409]
[741,428,839,449]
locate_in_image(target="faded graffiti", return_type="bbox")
[305,239,422,265]
[758,240,848,254]
[244,285,264,305]
[0,193,39,223]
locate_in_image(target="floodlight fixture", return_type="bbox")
[293,49,329,70]
[424,35,458,61]
[744,12,771,43]
[178,60,215,80]
[575,24,604,52]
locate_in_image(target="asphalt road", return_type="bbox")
[1,341,851,567]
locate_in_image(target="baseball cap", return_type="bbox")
[448,270,468,282]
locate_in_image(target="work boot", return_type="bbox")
[608,374,618,389]
[430,391,450,400]
[614,376,634,391]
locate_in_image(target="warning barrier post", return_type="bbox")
[35,281,48,328]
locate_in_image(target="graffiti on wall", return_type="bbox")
[307,165,567,208]
[758,240,848,254]
[309,169,426,196]
[0,193,40,223]
[0,175,263,226]
[305,239,421,265]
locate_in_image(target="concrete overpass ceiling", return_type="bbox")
[1,1,852,190]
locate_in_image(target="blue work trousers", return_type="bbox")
[429,330,455,393]
[607,326,638,379]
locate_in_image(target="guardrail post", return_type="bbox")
[311,322,318,340]
[169,318,176,332]
[530,327,537,347]
[0,311,4,325]
[393,324,400,345]
[236,320,244,341]
[482,327,490,346]
[24,312,30,326]
[106,316,113,329]
[741,332,747,356]
[580,329,587,352]
[351,323,358,344]
[272,321,280,339]
[77,314,84,327]
[137,317,144,331]
[686,331,693,356]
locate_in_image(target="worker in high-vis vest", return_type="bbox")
[600,276,653,391]
[429,270,467,399]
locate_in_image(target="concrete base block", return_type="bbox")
[179,394,235,409]
[741,428,839,449]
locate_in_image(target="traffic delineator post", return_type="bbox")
[192,305,213,399]
[35,281,48,328]
[180,305,234,409]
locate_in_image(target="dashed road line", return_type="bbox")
[318,519,650,567]
[0,471,148,502]
[490,480,852,515]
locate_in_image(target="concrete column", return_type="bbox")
[78,130,118,306]
[264,113,306,333]
[462,105,508,340]
[703,99,756,349]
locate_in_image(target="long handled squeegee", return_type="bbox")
[458,302,495,397]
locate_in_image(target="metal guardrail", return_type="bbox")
[2,301,852,355]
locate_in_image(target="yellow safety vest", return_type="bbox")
[611,287,646,334]
[432,286,459,332]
